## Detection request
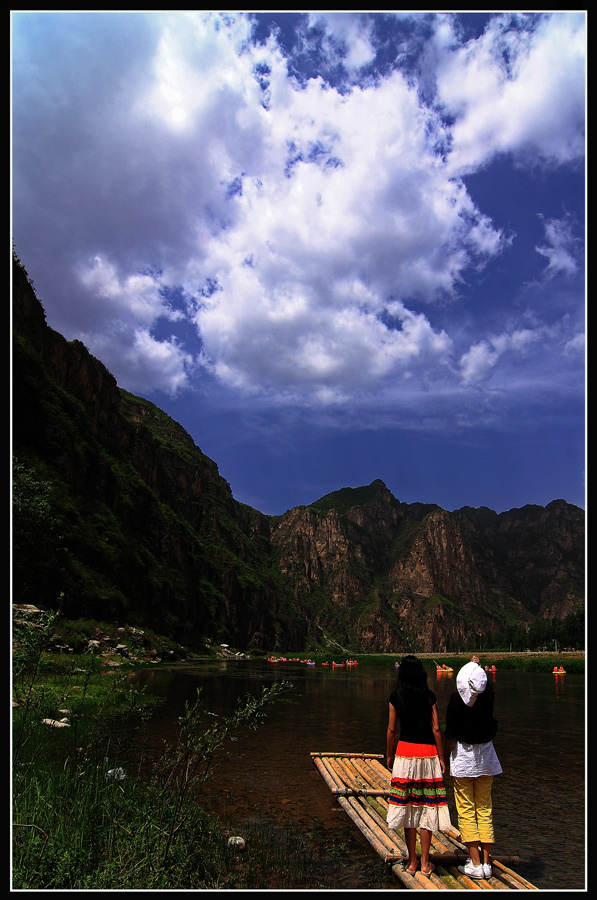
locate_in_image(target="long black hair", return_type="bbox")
[395,655,433,727]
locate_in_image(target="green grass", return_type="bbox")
[12,609,302,890]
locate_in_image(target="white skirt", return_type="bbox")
[387,744,452,832]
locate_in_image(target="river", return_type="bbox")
[128,659,586,891]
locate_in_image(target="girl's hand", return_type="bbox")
[387,755,394,770]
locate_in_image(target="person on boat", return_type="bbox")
[386,655,451,877]
[444,657,502,881]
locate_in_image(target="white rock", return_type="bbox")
[227,836,246,851]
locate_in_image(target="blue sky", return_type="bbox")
[11,11,586,515]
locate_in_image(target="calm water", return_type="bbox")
[128,660,586,891]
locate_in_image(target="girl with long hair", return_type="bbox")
[386,655,451,876]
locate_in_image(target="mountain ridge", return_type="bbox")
[12,253,585,652]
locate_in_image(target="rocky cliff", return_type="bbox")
[12,254,585,652]
[269,482,584,651]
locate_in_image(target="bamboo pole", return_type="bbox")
[316,756,347,792]
[431,830,467,856]
[411,869,449,890]
[319,756,394,797]
[415,870,451,890]
[311,756,344,794]
[333,787,392,797]
[491,860,538,890]
[446,865,487,890]
[336,796,394,861]
[349,756,391,794]
[362,795,403,845]
[367,756,392,778]
[344,797,405,858]
[310,751,384,759]
[331,756,369,793]
[428,864,469,891]
[353,756,390,791]
[388,853,520,868]
[390,863,428,890]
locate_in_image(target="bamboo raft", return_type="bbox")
[311,752,538,890]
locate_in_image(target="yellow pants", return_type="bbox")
[452,776,494,844]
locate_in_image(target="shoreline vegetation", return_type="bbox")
[12,609,584,889]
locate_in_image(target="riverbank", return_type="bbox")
[12,613,302,890]
[254,650,585,673]
[14,609,585,890]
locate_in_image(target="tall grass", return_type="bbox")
[12,609,294,890]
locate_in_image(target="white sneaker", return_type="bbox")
[482,863,492,878]
[458,860,485,879]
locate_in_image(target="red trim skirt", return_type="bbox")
[387,742,451,832]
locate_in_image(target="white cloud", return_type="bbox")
[11,11,585,414]
[536,215,580,277]
[459,327,544,386]
[307,12,377,72]
[79,257,166,326]
[433,12,586,173]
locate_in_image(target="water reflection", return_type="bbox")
[128,661,585,891]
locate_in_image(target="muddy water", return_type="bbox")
[128,660,585,891]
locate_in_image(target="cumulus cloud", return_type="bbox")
[432,12,586,172]
[11,11,585,416]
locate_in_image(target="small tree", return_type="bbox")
[12,459,63,603]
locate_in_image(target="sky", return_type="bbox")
[11,11,586,516]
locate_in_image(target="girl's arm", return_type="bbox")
[386,702,397,770]
[431,703,445,774]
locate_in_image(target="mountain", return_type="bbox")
[12,254,585,652]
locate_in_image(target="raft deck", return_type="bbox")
[311,752,538,891]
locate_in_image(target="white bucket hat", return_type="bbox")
[457,661,487,706]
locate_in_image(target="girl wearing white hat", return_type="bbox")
[444,656,502,880]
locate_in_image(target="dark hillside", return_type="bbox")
[12,253,585,653]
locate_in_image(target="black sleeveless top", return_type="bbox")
[389,688,436,745]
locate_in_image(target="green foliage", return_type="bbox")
[12,612,294,890]
[489,610,584,652]
[310,483,383,514]
[12,460,64,603]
